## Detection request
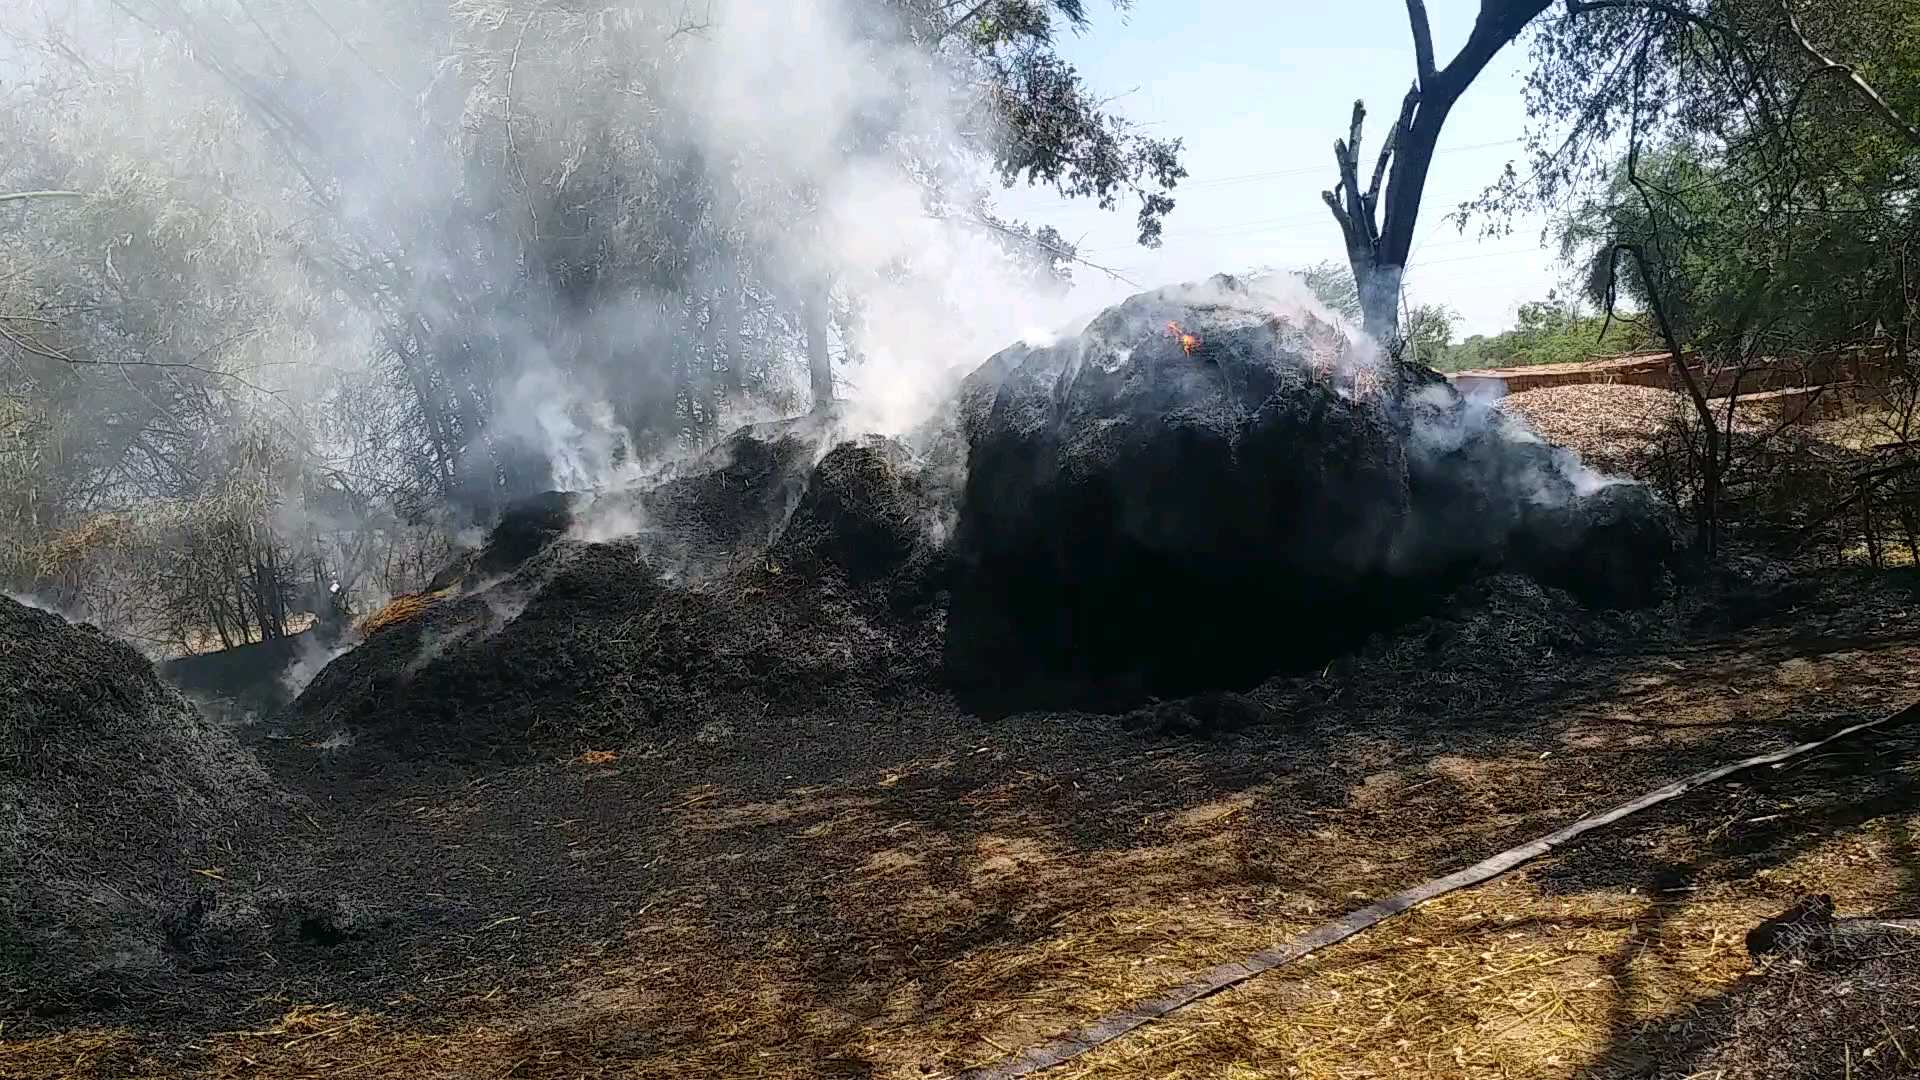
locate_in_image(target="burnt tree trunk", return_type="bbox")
[1321,0,1552,343]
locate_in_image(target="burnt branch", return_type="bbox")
[1405,0,1438,84]
[1335,102,1375,245]
[1320,0,1553,338]
[1375,86,1420,239]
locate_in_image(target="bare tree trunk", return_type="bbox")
[1321,1,1553,343]
[1863,486,1884,568]
[718,282,745,400]
[803,284,834,413]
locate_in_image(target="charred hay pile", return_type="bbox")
[1119,571,1680,737]
[278,433,947,764]
[946,275,1681,713]
[285,274,1691,754]
[0,596,284,1016]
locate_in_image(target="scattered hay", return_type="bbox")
[15,581,1919,1077]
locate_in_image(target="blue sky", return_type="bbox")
[994,0,1566,337]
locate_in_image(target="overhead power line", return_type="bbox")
[1405,246,1549,269]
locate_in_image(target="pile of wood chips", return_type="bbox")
[1496,384,1690,479]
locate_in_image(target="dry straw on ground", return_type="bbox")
[355,586,457,636]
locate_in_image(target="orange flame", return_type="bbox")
[1165,320,1201,356]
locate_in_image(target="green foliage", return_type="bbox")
[1486,0,1919,364]
[1403,303,1460,367]
[1436,295,1656,372]
[960,1,1187,246]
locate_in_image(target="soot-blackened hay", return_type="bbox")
[0,595,283,1017]
[1673,925,1920,1079]
[1130,573,1679,737]
[949,275,1680,716]
[427,490,579,591]
[630,415,832,572]
[770,437,951,607]
[279,441,946,766]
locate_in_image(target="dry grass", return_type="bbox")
[9,775,1912,1080]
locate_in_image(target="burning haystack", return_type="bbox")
[0,595,284,1015]
[945,274,1679,712]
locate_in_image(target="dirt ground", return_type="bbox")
[6,568,1920,1079]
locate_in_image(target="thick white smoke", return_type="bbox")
[1,0,1101,523]
[653,0,1089,443]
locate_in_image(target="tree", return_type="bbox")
[1321,0,1554,342]
[1439,292,1653,371]
[1402,302,1460,365]
[1295,260,1362,323]
[1514,0,1920,553]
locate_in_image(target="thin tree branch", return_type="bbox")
[958,213,1143,288]
[0,191,85,204]
[293,0,400,91]
[934,0,994,46]
[504,10,540,242]
[1565,0,1727,34]
[1779,0,1920,147]
[1564,0,1785,125]
[0,322,274,396]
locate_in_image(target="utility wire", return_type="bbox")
[1180,138,1522,190]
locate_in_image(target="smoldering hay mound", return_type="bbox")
[278,424,949,764]
[945,274,1680,713]
[0,595,286,1015]
[284,275,1676,752]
